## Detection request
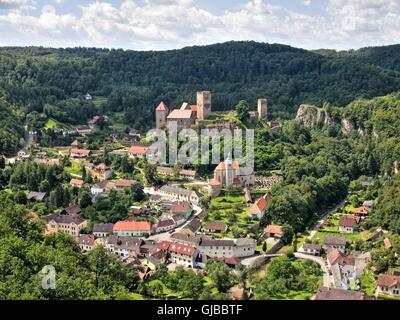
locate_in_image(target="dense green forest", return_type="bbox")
[1,41,400,141]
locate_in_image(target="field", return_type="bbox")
[64,160,83,177]
[206,192,258,237]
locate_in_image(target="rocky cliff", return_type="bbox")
[295,104,334,127]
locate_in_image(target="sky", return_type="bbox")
[0,0,399,50]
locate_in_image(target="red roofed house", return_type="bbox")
[170,201,192,219]
[354,206,369,217]
[115,179,136,190]
[70,178,84,188]
[70,148,91,159]
[264,225,284,239]
[377,274,400,298]
[113,220,151,237]
[129,145,148,158]
[157,241,198,268]
[155,219,176,233]
[249,193,271,219]
[179,169,197,180]
[207,178,222,198]
[92,163,113,180]
[338,216,358,233]
[71,139,81,148]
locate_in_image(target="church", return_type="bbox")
[155,91,212,130]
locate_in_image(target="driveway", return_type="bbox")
[294,252,332,288]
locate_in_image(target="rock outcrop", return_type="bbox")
[341,118,355,135]
[295,104,333,127]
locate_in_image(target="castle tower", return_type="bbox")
[257,98,268,120]
[225,154,234,186]
[197,91,212,120]
[155,101,169,129]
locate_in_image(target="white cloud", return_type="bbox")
[0,0,399,50]
[302,0,312,6]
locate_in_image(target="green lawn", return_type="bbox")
[312,230,372,244]
[92,96,107,108]
[64,160,83,176]
[207,192,258,237]
[358,270,376,296]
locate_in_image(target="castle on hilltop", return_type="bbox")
[156,91,212,130]
[155,91,268,130]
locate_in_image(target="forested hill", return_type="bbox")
[0,41,400,139]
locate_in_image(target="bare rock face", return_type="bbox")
[296,104,333,127]
[341,118,355,135]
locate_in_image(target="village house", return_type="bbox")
[27,191,47,202]
[248,193,271,219]
[128,145,148,158]
[376,274,400,298]
[354,206,369,217]
[179,169,197,180]
[79,234,95,252]
[106,235,145,258]
[115,179,136,190]
[93,223,114,238]
[264,225,284,239]
[327,249,371,290]
[156,166,174,176]
[69,178,85,188]
[142,251,167,271]
[92,163,113,180]
[170,201,192,219]
[207,178,222,198]
[154,219,176,233]
[323,236,346,252]
[43,205,86,238]
[203,221,228,234]
[71,140,81,148]
[91,180,114,197]
[170,233,204,247]
[76,126,92,135]
[158,185,200,204]
[181,218,202,234]
[314,287,370,300]
[70,148,91,159]
[212,154,255,188]
[157,241,198,268]
[113,220,151,237]
[300,243,322,256]
[338,216,358,233]
[197,238,256,259]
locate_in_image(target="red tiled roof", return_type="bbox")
[113,220,151,232]
[339,216,357,228]
[179,169,196,176]
[168,242,196,256]
[167,109,193,119]
[190,105,197,112]
[250,196,268,214]
[264,224,283,235]
[71,148,91,156]
[354,206,369,215]
[215,160,240,170]
[115,179,136,188]
[70,178,84,186]
[156,101,168,111]
[156,241,171,251]
[209,178,221,186]
[71,140,79,146]
[171,202,190,212]
[203,221,227,232]
[377,274,400,288]
[129,146,148,156]
[157,219,175,228]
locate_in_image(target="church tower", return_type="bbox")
[257,98,267,120]
[225,154,234,186]
[197,91,212,120]
[155,102,169,129]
